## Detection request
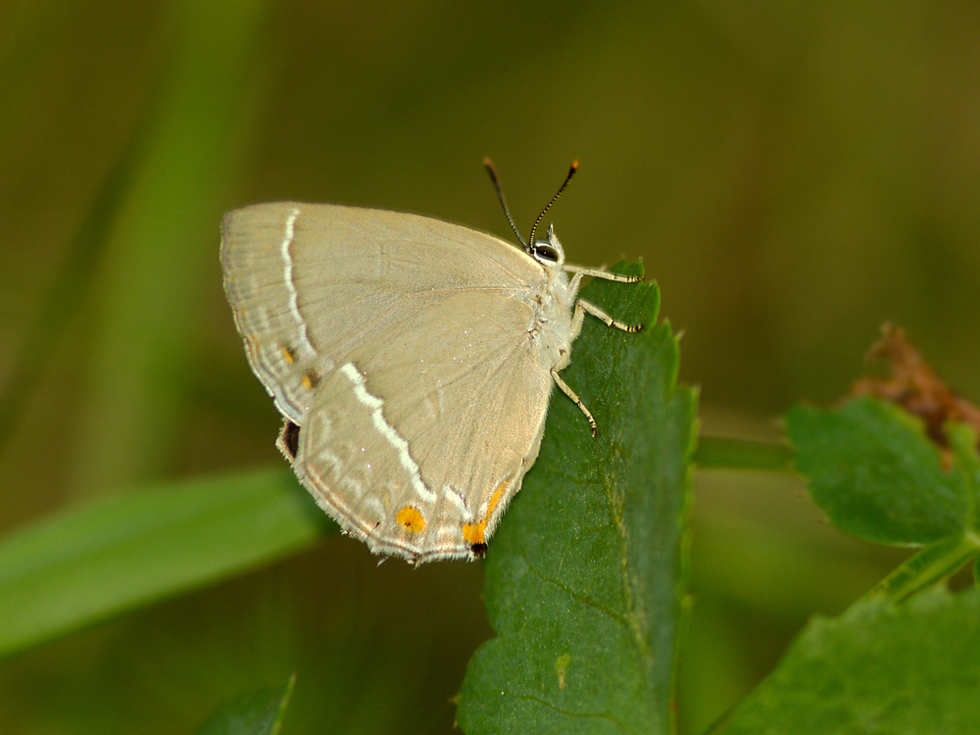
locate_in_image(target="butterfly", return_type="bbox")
[221,161,641,563]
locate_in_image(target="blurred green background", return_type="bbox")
[1,1,978,733]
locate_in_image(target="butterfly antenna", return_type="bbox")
[527,160,578,249]
[483,158,526,248]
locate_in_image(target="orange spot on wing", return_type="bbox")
[396,506,425,534]
[302,370,321,390]
[461,479,509,547]
[461,521,485,546]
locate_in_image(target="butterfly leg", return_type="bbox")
[568,296,644,343]
[566,267,644,335]
[578,298,642,332]
[565,265,643,284]
[561,268,643,435]
[551,366,598,437]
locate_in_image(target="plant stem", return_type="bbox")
[863,531,980,603]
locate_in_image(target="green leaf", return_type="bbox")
[456,263,698,735]
[0,469,329,658]
[786,396,972,545]
[863,423,980,601]
[719,588,980,734]
[195,675,295,735]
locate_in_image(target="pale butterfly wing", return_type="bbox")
[295,293,555,561]
[222,203,540,422]
[221,202,562,562]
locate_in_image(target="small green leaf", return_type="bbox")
[720,588,980,734]
[0,469,329,658]
[786,396,971,545]
[457,264,698,735]
[195,675,295,735]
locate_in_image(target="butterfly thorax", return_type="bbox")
[520,227,576,368]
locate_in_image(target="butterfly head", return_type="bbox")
[530,224,565,271]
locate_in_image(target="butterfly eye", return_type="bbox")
[532,243,560,264]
